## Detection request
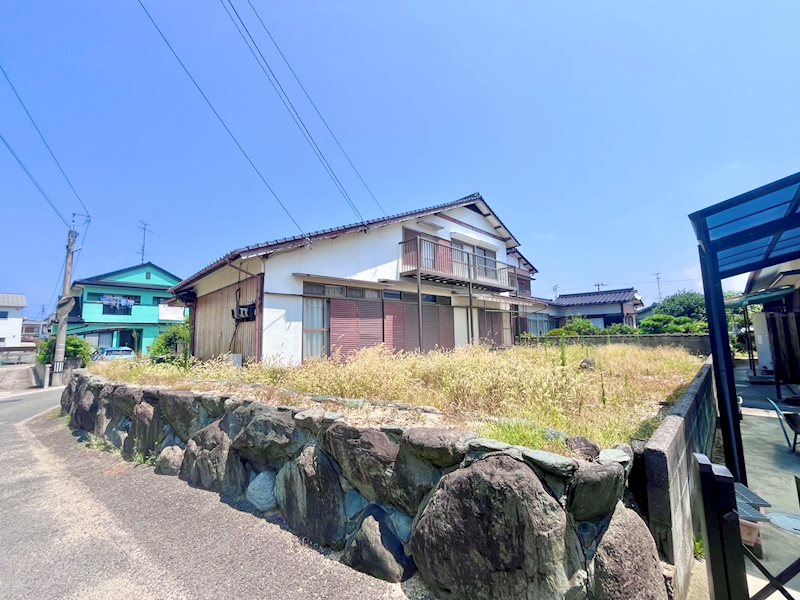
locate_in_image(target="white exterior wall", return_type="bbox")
[259,208,515,363]
[751,311,773,371]
[0,306,24,347]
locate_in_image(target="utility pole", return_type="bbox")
[139,220,151,264]
[52,219,78,385]
[653,272,663,302]
[594,282,607,292]
[552,284,559,299]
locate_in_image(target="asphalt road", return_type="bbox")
[0,388,418,600]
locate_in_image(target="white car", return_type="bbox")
[92,346,136,361]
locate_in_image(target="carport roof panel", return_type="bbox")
[689,171,800,278]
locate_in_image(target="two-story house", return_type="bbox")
[65,262,186,355]
[0,294,26,347]
[173,194,541,364]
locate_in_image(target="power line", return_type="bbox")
[136,0,307,238]
[244,0,387,216]
[0,130,71,228]
[218,0,366,224]
[71,214,91,276]
[0,62,91,218]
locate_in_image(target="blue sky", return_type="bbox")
[2,1,800,317]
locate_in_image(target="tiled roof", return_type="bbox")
[0,293,27,308]
[174,194,536,292]
[552,288,640,307]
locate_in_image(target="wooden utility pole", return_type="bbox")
[52,223,78,385]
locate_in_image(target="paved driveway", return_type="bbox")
[0,389,419,599]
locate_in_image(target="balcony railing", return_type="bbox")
[400,237,524,292]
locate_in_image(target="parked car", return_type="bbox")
[92,346,136,361]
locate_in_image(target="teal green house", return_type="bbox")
[65,262,186,355]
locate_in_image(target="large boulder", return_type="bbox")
[246,470,278,511]
[409,454,586,599]
[567,462,625,522]
[593,502,667,600]
[391,445,440,515]
[109,384,145,418]
[341,506,416,583]
[60,372,80,415]
[154,445,184,476]
[180,419,232,491]
[566,436,601,461]
[275,445,347,549]
[158,390,210,443]
[323,423,399,504]
[402,428,473,468]
[70,386,98,431]
[227,403,308,470]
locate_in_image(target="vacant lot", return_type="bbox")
[90,344,703,450]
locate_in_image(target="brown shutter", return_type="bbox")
[438,305,455,349]
[330,299,358,357]
[384,301,405,352]
[403,302,420,352]
[357,300,383,349]
[490,312,504,346]
[478,309,487,341]
[421,303,440,351]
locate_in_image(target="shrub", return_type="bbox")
[640,314,708,334]
[546,317,602,337]
[150,323,190,359]
[603,323,637,335]
[37,336,93,367]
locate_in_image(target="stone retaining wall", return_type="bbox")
[524,334,711,356]
[644,361,716,600]
[61,370,669,599]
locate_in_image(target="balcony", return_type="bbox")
[399,237,523,293]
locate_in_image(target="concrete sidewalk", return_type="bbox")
[0,364,35,398]
[0,403,424,599]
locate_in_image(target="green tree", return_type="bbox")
[654,290,707,321]
[37,336,93,367]
[604,323,637,335]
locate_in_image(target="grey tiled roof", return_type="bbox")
[0,293,27,308]
[552,288,640,307]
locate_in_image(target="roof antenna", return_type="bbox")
[139,220,152,264]
[594,282,607,292]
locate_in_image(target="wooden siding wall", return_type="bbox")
[193,275,263,360]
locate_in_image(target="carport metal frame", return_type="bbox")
[690,170,800,485]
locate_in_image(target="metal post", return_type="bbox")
[416,236,423,351]
[52,225,78,386]
[698,242,747,484]
[743,305,756,377]
[468,252,475,343]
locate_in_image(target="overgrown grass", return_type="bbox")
[91,344,703,448]
[85,434,119,454]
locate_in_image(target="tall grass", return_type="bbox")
[91,344,703,448]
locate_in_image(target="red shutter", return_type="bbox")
[384,302,405,352]
[330,299,358,357]
[357,301,383,349]
[422,303,440,351]
[403,303,420,352]
[438,305,455,349]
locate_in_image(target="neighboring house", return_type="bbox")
[530,288,643,331]
[64,262,187,355]
[173,194,541,364]
[21,318,49,345]
[636,302,659,322]
[0,294,26,347]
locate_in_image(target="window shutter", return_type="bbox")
[330,299,358,356]
[438,305,455,349]
[403,303,420,352]
[357,300,383,349]
[422,303,440,351]
[384,302,405,352]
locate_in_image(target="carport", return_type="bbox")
[689,170,800,484]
